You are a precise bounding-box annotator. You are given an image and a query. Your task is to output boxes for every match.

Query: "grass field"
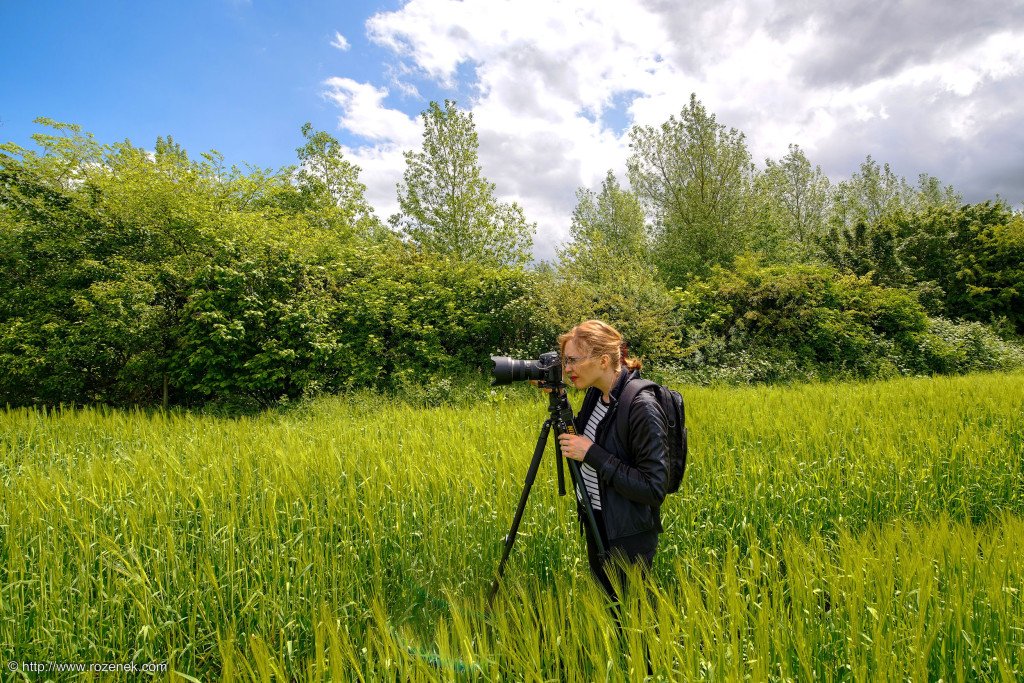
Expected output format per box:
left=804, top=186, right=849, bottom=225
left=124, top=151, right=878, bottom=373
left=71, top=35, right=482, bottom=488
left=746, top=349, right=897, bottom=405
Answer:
left=2, top=372, right=1023, bottom=681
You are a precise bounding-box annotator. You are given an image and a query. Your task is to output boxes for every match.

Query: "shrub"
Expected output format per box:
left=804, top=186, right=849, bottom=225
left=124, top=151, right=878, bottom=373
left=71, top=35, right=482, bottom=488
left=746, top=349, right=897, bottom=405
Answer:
left=914, top=317, right=1024, bottom=375
left=532, top=248, right=685, bottom=368
left=665, top=259, right=1013, bottom=384
left=324, top=248, right=541, bottom=392
left=170, top=250, right=339, bottom=407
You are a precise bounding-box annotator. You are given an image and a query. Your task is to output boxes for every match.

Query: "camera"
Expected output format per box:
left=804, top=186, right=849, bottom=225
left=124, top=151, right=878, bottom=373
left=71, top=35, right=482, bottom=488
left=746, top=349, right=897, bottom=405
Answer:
left=490, top=351, right=562, bottom=386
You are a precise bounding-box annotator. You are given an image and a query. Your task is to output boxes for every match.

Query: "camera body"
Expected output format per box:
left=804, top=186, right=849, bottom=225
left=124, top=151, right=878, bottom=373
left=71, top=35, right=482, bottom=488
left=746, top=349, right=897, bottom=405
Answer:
left=490, top=351, right=563, bottom=387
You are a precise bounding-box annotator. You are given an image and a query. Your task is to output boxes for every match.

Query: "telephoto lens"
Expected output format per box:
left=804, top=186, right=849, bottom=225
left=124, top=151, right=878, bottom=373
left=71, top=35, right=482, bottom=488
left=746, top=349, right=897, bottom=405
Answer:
left=490, top=352, right=562, bottom=386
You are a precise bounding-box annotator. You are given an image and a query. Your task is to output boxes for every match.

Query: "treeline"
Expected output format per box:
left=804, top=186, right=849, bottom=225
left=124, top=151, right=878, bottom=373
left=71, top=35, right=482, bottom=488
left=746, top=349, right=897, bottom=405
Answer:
left=1, top=99, right=1022, bottom=408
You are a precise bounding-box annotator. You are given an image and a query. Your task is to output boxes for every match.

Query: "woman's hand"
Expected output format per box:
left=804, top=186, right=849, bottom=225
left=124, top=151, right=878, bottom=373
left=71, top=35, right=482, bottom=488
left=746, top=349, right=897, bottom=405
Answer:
left=557, top=433, right=593, bottom=462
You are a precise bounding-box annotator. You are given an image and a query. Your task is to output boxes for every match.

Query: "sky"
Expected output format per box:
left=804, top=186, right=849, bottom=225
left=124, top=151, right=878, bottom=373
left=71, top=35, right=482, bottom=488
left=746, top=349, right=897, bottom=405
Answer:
left=3, top=0, right=1023, bottom=262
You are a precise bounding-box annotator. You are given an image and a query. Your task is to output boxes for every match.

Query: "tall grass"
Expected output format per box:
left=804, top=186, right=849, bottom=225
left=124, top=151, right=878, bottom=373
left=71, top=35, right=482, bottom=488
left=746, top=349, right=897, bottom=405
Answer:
left=1, top=372, right=1022, bottom=680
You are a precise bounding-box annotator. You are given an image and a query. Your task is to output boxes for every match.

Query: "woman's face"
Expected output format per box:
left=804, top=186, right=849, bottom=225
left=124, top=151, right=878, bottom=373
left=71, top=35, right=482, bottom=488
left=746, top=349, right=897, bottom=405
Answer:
left=562, top=339, right=606, bottom=390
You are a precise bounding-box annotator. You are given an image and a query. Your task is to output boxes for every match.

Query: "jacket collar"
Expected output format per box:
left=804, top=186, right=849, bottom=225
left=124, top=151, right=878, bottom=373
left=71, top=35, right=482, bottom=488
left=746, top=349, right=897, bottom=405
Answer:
left=594, top=366, right=640, bottom=406
left=610, top=366, right=636, bottom=401
left=576, top=366, right=639, bottom=433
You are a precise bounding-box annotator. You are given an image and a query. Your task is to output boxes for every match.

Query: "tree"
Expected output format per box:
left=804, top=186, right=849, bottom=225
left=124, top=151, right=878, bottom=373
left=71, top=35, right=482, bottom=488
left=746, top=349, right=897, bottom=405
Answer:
left=539, top=171, right=681, bottom=366
left=537, top=243, right=683, bottom=367
left=391, top=100, right=534, bottom=267
left=818, top=214, right=909, bottom=288
left=0, top=119, right=365, bottom=406
left=900, top=202, right=1024, bottom=332
left=154, top=135, right=189, bottom=165
left=0, top=120, right=208, bottom=405
left=820, top=158, right=983, bottom=304
left=753, top=144, right=832, bottom=264
left=564, top=169, right=649, bottom=266
left=0, top=117, right=550, bottom=407
left=818, top=156, right=922, bottom=288
left=294, top=123, right=381, bottom=241
left=912, top=173, right=961, bottom=213
left=674, top=259, right=932, bottom=380
left=830, top=155, right=915, bottom=229
left=627, top=93, right=753, bottom=286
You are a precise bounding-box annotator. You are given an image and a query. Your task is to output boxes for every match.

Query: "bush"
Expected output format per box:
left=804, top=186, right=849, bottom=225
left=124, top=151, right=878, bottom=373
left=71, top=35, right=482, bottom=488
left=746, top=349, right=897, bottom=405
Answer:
left=169, top=249, right=339, bottom=407
left=532, top=246, right=685, bottom=368
left=323, top=248, right=541, bottom=392
left=664, top=258, right=1024, bottom=384
left=914, top=317, right=1024, bottom=375
left=0, top=121, right=547, bottom=407
left=901, top=202, right=1024, bottom=334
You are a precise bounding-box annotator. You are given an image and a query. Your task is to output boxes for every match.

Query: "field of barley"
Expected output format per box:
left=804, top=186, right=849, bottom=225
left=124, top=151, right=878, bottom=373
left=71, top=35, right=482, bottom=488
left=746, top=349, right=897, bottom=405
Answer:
left=2, top=371, right=1023, bottom=681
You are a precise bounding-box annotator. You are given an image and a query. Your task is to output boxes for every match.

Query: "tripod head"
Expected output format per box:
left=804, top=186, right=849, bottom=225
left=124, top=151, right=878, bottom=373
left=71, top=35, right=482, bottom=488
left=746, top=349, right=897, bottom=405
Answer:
left=536, top=379, right=567, bottom=392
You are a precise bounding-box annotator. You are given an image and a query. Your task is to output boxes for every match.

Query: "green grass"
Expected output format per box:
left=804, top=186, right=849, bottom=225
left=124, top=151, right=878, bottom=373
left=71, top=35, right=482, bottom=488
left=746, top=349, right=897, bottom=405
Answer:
left=2, top=372, right=1023, bottom=680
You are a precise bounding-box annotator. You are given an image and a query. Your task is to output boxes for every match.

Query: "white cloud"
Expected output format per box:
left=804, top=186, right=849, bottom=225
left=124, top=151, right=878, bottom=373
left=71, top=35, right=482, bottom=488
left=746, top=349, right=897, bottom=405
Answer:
left=325, top=0, right=1024, bottom=260
left=330, top=31, right=350, bottom=51
left=321, top=77, right=420, bottom=144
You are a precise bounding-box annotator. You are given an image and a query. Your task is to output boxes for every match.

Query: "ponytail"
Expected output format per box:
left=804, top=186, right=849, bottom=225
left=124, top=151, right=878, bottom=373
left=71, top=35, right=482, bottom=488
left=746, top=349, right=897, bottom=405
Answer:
left=620, top=341, right=642, bottom=371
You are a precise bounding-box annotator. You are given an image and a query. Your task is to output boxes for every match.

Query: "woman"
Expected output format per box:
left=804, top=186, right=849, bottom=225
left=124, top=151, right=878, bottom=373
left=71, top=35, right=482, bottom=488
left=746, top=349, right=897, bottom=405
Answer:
left=554, top=320, right=669, bottom=598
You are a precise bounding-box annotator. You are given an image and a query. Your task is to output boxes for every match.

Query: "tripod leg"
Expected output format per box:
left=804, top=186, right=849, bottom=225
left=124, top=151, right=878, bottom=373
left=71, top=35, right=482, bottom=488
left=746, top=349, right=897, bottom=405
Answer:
left=487, top=419, right=552, bottom=608
left=548, top=391, right=606, bottom=559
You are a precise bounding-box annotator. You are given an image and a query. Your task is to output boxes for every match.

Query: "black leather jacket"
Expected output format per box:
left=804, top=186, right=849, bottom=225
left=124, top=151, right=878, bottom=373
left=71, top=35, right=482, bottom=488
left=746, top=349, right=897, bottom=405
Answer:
left=575, top=367, right=669, bottom=542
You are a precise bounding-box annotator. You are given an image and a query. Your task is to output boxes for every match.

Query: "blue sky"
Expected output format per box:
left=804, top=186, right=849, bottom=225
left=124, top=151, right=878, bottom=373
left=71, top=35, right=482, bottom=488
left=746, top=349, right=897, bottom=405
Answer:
left=3, top=0, right=1023, bottom=260
left=0, top=1, right=421, bottom=169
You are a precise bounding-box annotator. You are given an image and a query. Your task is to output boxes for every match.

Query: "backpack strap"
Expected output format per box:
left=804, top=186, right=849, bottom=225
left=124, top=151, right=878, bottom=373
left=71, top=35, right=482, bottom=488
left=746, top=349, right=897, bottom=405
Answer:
left=614, top=379, right=657, bottom=448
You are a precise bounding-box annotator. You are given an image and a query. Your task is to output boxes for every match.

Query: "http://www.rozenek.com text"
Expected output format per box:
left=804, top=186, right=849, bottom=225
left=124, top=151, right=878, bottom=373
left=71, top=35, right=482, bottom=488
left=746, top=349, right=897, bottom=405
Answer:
left=9, top=660, right=169, bottom=675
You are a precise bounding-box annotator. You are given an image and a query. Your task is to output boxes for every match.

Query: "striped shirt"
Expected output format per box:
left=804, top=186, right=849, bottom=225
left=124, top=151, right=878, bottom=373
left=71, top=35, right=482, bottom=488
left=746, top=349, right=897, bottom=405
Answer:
left=577, top=398, right=609, bottom=511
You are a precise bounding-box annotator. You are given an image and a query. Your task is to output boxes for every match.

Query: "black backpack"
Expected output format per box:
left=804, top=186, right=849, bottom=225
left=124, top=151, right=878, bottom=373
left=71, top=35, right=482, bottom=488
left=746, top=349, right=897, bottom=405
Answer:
left=615, top=379, right=688, bottom=494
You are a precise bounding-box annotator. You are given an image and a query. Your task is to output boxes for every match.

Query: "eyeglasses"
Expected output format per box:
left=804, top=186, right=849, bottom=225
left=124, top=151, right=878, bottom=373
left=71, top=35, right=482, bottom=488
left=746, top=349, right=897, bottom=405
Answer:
left=562, top=354, right=601, bottom=368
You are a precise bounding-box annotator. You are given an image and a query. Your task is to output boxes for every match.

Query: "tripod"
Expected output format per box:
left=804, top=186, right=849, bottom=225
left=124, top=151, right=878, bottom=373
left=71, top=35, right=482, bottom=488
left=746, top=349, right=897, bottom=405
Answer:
left=487, top=382, right=606, bottom=608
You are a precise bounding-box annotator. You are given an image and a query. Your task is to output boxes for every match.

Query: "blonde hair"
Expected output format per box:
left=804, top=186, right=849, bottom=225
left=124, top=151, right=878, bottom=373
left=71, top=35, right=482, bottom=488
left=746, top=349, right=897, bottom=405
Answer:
left=558, top=320, right=642, bottom=372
